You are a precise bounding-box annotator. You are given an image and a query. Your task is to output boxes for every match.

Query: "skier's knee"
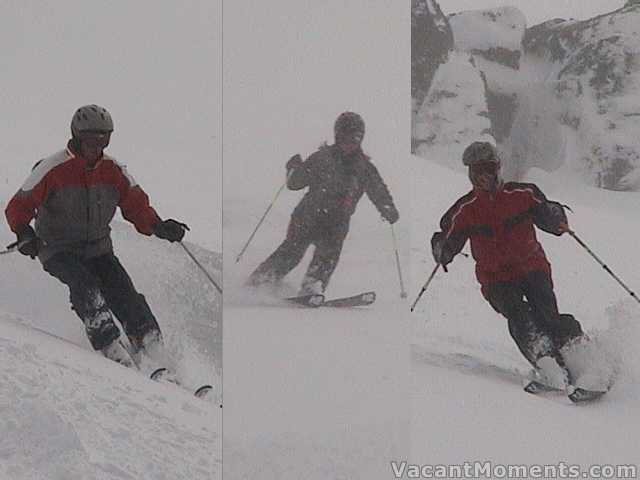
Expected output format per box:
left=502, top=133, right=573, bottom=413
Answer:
left=554, top=313, right=584, bottom=347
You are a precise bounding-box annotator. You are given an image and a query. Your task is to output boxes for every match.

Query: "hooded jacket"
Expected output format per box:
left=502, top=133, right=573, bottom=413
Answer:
left=5, top=143, right=160, bottom=263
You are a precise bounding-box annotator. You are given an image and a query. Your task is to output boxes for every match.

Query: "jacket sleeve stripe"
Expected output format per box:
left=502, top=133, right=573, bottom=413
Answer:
left=443, top=194, right=477, bottom=238
left=503, top=184, right=546, bottom=204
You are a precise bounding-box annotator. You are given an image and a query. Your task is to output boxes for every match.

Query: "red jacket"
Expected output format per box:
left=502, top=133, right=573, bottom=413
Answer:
left=437, top=182, right=563, bottom=291
left=5, top=145, right=160, bottom=262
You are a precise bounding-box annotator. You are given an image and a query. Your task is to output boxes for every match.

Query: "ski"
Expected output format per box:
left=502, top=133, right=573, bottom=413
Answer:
left=523, top=380, right=563, bottom=394
left=322, top=291, right=376, bottom=308
left=568, top=387, right=608, bottom=403
left=284, top=293, right=325, bottom=308
left=284, top=291, right=376, bottom=308
left=150, top=367, right=213, bottom=399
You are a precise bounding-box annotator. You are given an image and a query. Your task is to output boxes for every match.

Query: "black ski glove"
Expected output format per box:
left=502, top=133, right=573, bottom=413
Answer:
left=380, top=204, right=399, bottom=224
left=535, top=201, right=569, bottom=236
left=154, top=219, right=190, bottom=242
left=8, top=225, right=39, bottom=259
left=286, top=154, right=303, bottom=172
left=431, top=232, right=454, bottom=272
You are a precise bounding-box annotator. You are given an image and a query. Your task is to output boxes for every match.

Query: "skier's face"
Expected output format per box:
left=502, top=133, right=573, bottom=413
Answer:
left=337, top=131, right=363, bottom=155
left=469, top=161, right=500, bottom=191
left=78, top=130, right=111, bottom=164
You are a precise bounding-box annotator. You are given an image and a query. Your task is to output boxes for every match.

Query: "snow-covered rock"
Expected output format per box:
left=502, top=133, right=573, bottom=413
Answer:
left=449, top=7, right=527, bottom=147
left=413, top=51, right=494, bottom=168
left=523, top=2, right=640, bottom=190
left=449, top=6, right=527, bottom=69
left=411, top=0, right=454, bottom=125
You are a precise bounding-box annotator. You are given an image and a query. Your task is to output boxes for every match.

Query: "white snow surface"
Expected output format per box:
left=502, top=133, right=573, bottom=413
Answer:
left=409, top=151, right=640, bottom=468
left=449, top=6, right=527, bottom=53
left=0, top=221, right=221, bottom=480
left=224, top=2, right=409, bottom=476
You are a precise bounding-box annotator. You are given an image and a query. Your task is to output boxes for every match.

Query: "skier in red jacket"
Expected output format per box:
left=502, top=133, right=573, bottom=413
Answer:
left=431, top=142, right=583, bottom=370
left=5, top=105, right=189, bottom=367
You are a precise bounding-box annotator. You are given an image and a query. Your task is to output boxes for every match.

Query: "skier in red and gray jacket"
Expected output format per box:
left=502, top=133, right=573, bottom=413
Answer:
left=5, top=105, right=189, bottom=367
left=431, top=141, right=583, bottom=369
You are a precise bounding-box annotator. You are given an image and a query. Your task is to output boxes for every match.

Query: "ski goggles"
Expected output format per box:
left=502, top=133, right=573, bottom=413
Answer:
left=77, top=130, right=112, bottom=148
left=337, top=130, right=364, bottom=144
left=470, top=161, right=499, bottom=175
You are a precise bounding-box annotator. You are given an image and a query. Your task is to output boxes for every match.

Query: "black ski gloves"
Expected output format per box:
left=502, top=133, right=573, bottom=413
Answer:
left=534, top=201, right=569, bottom=236
left=154, top=219, right=190, bottom=242
left=8, top=225, right=39, bottom=259
left=286, top=154, right=303, bottom=172
left=380, top=204, right=399, bottom=224
left=431, top=232, right=455, bottom=271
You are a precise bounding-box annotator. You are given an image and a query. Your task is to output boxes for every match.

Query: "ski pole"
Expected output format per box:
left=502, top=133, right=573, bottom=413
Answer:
left=390, top=224, right=407, bottom=299
left=235, top=180, right=287, bottom=263
left=179, top=242, right=223, bottom=294
left=568, top=230, right=640, bottom=305
left=410, top=264, right=440, bottom=312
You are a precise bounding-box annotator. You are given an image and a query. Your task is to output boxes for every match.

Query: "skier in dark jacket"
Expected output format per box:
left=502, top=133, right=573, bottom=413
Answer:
left=431, top=141, right=583, bottom=370
left=248, top=112, right=399, bottom=295
left=5, top=104, right=189, bottom=367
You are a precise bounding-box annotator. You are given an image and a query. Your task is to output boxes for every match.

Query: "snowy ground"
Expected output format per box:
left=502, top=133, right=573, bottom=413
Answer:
left=224, top=159, right=412, bottom=479
left=0, top=221, right=221, bottom=480
left=409, top=153, right=640, bottom=471
left=223, top=1, right=409, bottom=478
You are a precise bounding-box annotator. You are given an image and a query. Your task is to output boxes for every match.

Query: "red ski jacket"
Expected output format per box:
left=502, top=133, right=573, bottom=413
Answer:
left=436, top=182, right=564, bottom=292
left=5, top=145, right=160, bottom=262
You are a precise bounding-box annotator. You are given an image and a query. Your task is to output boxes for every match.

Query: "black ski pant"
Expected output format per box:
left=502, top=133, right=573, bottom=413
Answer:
left=248, top=213, right=349, bottom=293
left=42, top=251, right=161, bottom=351
left=484, top=270, right=583, bottom=367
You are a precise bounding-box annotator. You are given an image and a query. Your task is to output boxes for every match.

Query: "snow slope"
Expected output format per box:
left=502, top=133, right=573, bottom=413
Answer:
left=0, top=220, right=221, bottom=480
left=409, top=152, right=640, bottom=469
left=223, top=2, right=410, bottom=477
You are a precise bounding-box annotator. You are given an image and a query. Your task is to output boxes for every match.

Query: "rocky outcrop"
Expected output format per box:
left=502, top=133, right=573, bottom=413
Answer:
left=411, top=0, right=454, bottom=118
left=448, top=7, right=526, bottom=148
left=524, top=1, right=640, bottom=190
left=413, top=52, right=493, bottom=168
left=449, top=7, right=526, bottom=69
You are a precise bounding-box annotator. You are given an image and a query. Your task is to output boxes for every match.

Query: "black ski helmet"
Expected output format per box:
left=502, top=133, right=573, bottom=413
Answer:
left=71, top=104, right=114, bottom=138
left=334, top=111, right=365, bottom=140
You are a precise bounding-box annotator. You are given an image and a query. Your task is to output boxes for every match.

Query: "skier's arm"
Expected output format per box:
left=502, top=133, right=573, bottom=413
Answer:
left=5, top=168, right=49, bottom=234
left=431, top=197, right=472, bottom=268
left=533, top=200, right=569, bottom=236
left=524, top=183, right=569, bottom=236
left=286, top=153, right=315, bottom=190
left=363, top=162, right=399, bottom=224
left=114, top=164, right=161, bottom=235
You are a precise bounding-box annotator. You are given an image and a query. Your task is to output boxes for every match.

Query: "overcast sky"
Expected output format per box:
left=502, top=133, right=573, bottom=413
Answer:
left=0, top=1, right=221, bottom=251
left=439, top=0, right=622, bottom=26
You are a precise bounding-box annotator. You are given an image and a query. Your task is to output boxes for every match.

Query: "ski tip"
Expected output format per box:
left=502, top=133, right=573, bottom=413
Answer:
left=194, top=385, right=213, bottom=399
left=150, top=367, right=168, bottom=381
